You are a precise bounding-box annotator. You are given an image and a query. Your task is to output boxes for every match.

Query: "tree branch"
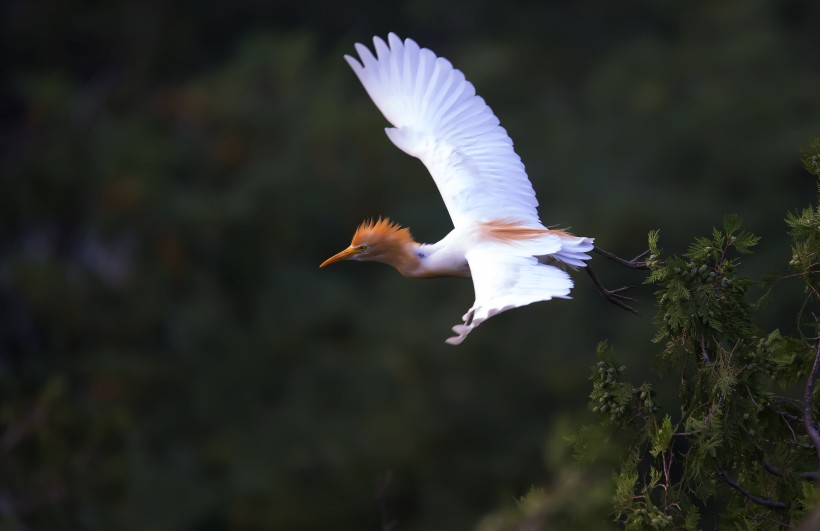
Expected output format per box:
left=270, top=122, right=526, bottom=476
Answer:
left=763, top=460, right=782, bottom=477
left=715, top=458, right=789, bottom=510
left=763, top=460, right=820, bottom=481
left=801, top=470, right=820, bottom=481
left=803, top=338, right=820, bottom=467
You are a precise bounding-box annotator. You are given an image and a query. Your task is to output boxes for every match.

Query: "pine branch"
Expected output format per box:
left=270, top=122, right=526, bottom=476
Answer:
left=715, top=458, right=789, bottom=510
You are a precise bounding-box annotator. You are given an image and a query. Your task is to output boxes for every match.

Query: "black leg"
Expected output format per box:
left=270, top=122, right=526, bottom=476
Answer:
left=593, top=247, right=650, bottom=270
left=585, top=265, right=639, bottom=315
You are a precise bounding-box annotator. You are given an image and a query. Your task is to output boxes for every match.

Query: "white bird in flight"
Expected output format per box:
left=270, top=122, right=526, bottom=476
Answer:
left=322, top=33, right=640, bottom=344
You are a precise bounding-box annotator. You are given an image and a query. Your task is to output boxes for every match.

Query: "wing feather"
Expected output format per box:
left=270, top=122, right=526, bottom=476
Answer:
left=445, top=250, right=572, bottom=345
left=345, top=33, right=540, bottom=228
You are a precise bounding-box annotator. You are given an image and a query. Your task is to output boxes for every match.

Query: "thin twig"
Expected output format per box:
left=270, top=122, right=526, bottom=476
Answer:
left=777, top=410, right=814, bottom=449
left=714, top=458, right=789, bottom=510
left=770, top=395, right=803, bottom=406
left=754, top=270, right=817, bottom=308
left=704, top=397, right=723, bottom=427
left=660, top=447, right=673, bottom=511
left=745, top=386, right=762, bottom=412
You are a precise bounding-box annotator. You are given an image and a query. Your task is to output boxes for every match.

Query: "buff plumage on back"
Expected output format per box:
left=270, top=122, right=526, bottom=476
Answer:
left=344, top=33, right=541, bottom=229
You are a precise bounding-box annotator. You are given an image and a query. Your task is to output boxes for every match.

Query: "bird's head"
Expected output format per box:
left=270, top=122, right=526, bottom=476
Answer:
left=320, top=217, right=416, bottom=269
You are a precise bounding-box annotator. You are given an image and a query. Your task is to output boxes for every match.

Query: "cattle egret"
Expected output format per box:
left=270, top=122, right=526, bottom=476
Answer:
left=322, top=33, right=640, bottom=344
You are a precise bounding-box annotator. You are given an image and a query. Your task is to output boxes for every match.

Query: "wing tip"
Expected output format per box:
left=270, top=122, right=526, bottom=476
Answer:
left=387, top=32, right=402, bottom=49
left=343, top=54, right=362, bottom=71
left=445, top=323, right=472, bottom=345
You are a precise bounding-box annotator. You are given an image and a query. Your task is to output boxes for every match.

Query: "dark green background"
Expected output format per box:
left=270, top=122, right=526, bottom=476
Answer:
left=2, top=0, right=818, bottom=529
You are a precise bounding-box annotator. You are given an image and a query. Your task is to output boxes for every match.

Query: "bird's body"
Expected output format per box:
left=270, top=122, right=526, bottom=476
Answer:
left=322, top=33, right=595, bottom=344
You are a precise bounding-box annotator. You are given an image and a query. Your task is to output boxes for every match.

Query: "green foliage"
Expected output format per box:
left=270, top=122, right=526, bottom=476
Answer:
left=802, top=138, right=820, bottom=179
left=587, top=345, right=658, bottom=431
left=653, top=214, right=758, bottom=352
left=565, top=147, right=820, bottom=529
left=787, top=139, right=820, bottom=308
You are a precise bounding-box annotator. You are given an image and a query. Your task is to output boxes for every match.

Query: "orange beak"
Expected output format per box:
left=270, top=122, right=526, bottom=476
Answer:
left=320, top=246, right=362, bottom=268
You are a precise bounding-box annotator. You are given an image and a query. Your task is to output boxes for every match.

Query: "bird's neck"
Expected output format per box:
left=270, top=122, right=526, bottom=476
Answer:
left=381, top=241, right=427, bottom=278
left=367, top=227, right=469, bottom=278
left=389, top=242, right=470, bottom=279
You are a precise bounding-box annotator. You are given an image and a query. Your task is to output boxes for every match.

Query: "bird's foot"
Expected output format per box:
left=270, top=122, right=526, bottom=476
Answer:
left=598, top=284, right=638, bottom=314
left=593, top=247, right=650, bottom=270
left=585, top=266, right=639, bottom=314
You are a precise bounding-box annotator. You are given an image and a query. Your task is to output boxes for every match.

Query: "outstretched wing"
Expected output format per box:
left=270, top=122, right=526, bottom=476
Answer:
left=445, top=250, right=573, bottom=345
left=345, top=33, right=541, bottom=229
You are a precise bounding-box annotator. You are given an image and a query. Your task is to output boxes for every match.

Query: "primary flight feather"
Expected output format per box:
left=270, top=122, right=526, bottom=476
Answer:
left=322, top=33, right=594, bottom=344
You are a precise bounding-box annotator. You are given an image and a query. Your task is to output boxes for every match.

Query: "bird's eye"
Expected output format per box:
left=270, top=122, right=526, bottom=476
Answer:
left=359, top=245, right=367, bottom=251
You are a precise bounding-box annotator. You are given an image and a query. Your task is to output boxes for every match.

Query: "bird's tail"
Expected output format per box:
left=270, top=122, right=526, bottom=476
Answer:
left=544, top=235, right=594, bottom=268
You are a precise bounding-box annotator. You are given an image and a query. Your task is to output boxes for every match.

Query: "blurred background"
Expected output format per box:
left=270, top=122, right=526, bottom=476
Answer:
left=2, top=0, right=818, bottom=529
